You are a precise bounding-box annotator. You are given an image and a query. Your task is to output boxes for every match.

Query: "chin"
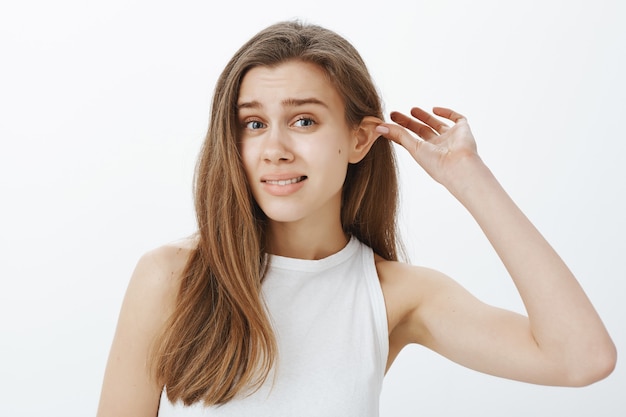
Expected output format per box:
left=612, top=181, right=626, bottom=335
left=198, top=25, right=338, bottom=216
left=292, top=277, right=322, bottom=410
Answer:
left=256, top=203, right=308, bottom=224
left=262, top=211, right=306, bottom=224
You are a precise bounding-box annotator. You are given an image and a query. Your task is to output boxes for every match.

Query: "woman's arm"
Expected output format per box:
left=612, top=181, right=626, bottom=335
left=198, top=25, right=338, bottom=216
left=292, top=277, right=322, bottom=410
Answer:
left=96, top=245, right=185, bottom=417
left=376, top=108, right=616, bottom=385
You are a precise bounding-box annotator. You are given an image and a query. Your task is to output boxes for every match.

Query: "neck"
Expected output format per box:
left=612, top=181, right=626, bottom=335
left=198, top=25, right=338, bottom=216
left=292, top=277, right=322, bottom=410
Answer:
left=266, top=220, right=349, bottom=260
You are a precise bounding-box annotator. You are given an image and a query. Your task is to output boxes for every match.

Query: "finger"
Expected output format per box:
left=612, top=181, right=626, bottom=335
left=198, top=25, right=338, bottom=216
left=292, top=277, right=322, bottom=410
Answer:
left=390, top=111, right=438, bottom=141
left=432, top=107, right=466, bottom=124
left=375, top=122, right=435, bottom=160
left=410, top=107, right=450, bottom=134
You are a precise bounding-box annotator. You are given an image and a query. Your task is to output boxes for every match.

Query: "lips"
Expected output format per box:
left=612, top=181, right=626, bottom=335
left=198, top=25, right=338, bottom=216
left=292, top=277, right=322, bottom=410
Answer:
left=262, top=176, right=307, bottom=186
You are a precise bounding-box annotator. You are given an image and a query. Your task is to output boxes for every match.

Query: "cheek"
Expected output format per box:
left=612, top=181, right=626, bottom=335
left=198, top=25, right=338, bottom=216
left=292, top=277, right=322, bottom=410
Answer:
left=308, top=144, right=348, bottom=173
left=320, top=146, right=351, bottom=181
left=332, top=138, right=352, bottom=165
left=239, top=142, right=256, bottom=174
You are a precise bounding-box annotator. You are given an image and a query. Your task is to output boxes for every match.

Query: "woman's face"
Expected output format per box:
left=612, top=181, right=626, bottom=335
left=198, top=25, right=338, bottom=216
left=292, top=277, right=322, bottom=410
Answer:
left=238, top=60, right=356, bottom=228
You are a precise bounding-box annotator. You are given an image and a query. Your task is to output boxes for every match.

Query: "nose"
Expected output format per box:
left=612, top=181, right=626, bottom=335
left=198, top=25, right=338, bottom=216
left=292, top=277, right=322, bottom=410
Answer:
left=262, top=126, right=294, bottom=164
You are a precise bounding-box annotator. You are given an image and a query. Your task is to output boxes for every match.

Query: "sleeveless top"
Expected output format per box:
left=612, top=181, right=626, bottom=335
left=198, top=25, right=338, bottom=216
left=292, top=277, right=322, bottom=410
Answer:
left=157, top=237, right=389, bottom=417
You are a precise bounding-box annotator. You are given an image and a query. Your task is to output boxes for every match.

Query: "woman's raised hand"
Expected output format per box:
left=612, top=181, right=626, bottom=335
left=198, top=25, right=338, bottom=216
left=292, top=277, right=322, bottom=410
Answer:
left=376, top=108, right=617, bottom=386
left=376, top=107, right=480, bottom=186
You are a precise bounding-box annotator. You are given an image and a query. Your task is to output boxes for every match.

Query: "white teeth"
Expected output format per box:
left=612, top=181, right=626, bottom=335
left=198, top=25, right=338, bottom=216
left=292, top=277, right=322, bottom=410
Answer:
left=265, top=176, right=305, bottom=186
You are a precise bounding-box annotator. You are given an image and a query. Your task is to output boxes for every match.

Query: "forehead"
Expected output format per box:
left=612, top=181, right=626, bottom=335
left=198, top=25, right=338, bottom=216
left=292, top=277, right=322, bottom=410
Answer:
left=237, top=61, right=344, bottom=109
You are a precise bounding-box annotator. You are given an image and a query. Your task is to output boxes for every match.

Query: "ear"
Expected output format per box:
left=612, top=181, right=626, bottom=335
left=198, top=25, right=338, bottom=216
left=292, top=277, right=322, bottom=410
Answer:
left=348, top=116, right=384, bottom=164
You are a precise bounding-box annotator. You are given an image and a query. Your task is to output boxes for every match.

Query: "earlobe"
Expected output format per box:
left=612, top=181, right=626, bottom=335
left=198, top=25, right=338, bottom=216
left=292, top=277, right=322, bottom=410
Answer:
left=349, top=116, right=384, bottom=163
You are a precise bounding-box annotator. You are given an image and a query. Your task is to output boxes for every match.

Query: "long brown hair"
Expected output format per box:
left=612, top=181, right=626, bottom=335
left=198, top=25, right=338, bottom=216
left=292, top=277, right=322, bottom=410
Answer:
left=151, top=20, right=403, bottom=406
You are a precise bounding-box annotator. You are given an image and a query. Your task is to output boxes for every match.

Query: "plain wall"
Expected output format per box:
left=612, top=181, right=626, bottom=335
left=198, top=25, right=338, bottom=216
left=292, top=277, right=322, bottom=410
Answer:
left=0, top=0, right=624, bottom=415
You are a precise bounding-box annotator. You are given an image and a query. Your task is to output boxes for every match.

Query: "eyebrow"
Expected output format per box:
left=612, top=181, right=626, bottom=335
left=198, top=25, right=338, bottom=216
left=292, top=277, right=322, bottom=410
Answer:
left=237, top=97, right=329, bottom=110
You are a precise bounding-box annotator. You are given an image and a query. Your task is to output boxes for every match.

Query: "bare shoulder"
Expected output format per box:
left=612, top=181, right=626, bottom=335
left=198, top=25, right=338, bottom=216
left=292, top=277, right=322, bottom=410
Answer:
left=97, top=235, right=198, bottom=417
left=374, top=255, right=466, bottom=368
left=374, top=256, right=445, bottom=331
left=121, top=233, right=198, bottom=338
left=136, top=235, right=198, bottom=291
left=116, top=234, right=199, bottom=354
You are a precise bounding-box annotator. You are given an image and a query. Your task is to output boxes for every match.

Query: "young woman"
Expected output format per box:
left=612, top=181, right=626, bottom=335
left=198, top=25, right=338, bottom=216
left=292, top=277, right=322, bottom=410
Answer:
left=96, top=21, right=616, bottom=417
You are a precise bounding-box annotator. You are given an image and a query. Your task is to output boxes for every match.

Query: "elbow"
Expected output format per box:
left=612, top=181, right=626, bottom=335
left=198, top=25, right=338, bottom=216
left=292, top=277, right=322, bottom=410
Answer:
left=563, top=341, right=617, bottom=387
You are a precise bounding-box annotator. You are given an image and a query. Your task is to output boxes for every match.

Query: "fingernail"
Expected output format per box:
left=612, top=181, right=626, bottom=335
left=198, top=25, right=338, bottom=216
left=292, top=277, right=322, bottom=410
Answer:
left=375, top=125, right=389, bottom=134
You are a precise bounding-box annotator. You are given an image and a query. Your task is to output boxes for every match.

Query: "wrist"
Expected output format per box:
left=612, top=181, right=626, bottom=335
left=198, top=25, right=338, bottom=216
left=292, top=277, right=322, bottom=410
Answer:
left=441, top=153, right=494, bottom=198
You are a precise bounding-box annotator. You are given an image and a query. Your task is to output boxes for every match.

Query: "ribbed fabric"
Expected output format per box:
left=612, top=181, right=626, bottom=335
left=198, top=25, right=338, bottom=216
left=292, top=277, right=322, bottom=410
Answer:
left=158, top=237, right=388, bottom=417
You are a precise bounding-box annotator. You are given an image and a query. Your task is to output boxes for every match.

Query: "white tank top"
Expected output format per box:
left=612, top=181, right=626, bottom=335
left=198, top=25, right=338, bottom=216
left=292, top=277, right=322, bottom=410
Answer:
left=157, top=237, right=389, bottom=417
